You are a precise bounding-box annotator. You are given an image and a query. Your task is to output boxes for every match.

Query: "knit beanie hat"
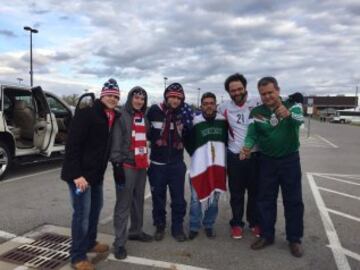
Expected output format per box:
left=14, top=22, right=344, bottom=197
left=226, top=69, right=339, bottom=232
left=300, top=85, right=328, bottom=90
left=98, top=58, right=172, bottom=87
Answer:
left=164, top=83, right=185, bottom=101
left=100, top=78, right=120, bottom=98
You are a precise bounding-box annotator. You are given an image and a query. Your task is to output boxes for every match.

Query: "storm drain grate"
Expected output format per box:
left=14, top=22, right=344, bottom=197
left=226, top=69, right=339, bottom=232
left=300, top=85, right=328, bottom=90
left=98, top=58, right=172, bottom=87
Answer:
left=0, top=233, right=71, bottom=270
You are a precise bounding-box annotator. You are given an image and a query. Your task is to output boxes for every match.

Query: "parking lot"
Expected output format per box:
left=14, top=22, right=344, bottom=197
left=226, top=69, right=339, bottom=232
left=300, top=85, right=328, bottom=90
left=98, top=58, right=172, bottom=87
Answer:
left=0, top=119, right=359, bottom=270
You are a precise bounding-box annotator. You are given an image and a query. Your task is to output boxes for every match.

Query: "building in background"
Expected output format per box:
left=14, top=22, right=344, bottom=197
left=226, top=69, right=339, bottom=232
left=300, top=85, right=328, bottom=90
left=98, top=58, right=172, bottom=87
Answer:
left=303, top=96, right=358, bottom=121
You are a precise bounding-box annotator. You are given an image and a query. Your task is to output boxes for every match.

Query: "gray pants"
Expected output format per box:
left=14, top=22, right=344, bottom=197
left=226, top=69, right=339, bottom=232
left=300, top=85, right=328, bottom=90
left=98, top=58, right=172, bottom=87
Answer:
left=113, top=167, right=147, bottom=248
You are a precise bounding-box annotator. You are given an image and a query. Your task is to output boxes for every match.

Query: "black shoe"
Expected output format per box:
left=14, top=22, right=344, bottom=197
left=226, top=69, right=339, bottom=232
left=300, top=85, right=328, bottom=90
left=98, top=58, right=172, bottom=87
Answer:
left=128, top=232, right=153, bottom=242
left=205, top=228, right=216, bottom=239
left=189, top=231, right=199, bottom=240
left=173, top=232, right=187, bottom=242
left=154, top=226, right=165, bottom=241
left=289, top=242, right=303, bottom=258
left=113, top=246, right=127, bottom=260
left=250, top=238, right=274, bottom=250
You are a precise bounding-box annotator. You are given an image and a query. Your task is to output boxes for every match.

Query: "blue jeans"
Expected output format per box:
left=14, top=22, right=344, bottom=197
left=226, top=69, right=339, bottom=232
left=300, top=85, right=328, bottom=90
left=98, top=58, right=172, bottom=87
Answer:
left=189, top=184, right=219, bottom=232
left=68, top=182, right=103, bottom=263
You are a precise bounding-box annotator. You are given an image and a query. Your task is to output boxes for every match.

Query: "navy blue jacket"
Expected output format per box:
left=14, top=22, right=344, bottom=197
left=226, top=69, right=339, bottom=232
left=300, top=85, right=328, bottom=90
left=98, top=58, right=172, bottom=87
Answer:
left=146, top=103, right=185, bottom=164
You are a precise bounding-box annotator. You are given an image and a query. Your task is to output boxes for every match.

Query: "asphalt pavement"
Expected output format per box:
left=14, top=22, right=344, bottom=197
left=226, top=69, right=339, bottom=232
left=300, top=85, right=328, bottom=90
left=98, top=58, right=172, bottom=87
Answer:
left=0, top=119, right=359, bottom=270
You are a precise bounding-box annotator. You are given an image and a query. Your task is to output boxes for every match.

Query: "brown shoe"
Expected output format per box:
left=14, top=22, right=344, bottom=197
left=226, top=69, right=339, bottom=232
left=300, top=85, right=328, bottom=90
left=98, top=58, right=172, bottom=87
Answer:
left=250, top=238, right=274, bottom=250
left=72, top=260, right=95, bottom=270
left=89, top=242, right=109, bottom=253
left=289, top=242, right=303, bottom=257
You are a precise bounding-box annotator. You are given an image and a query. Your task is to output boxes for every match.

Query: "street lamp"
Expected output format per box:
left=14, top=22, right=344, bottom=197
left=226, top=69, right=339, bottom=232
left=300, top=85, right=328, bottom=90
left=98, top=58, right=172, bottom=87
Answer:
left=197, top=87, right=201, bottom=108
left=23, top=26, right=38, bottom=87
left=16, top=77, right=23, bottom=85
left=163, top=77, right=168, bottom=89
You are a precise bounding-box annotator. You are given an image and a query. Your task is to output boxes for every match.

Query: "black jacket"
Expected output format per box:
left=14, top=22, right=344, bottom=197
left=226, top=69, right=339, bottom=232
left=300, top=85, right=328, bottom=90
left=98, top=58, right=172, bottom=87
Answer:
left=146, top=103, right=184, bottom=164
left=61, top=99, right=120, bottom=186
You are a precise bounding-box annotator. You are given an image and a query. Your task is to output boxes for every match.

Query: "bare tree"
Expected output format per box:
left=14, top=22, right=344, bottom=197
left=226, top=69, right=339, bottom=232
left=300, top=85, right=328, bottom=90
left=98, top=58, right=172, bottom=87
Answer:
left=62, top=94, right=79, bottom=106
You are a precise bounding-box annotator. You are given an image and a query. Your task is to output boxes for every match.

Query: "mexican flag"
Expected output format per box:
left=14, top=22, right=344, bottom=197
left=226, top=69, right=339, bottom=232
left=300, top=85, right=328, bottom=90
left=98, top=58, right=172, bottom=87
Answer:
left=186, top=113, right=228, bottom=202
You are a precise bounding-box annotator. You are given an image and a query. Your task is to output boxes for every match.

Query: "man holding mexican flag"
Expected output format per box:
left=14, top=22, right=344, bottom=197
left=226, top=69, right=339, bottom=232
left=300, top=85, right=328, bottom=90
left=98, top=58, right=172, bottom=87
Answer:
left=185, top=92, right=228, bottom=239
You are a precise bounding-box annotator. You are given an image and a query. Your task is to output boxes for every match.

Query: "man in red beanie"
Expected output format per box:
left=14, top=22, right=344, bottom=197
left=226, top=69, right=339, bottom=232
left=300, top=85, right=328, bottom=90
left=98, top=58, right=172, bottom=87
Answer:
left=61, top=78, right=120, bottom=270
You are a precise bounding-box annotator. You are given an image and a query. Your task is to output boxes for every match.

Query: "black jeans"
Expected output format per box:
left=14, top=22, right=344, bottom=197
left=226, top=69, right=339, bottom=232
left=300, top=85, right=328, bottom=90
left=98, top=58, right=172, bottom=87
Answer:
left=227, top=150, right=259, bottom=227
left=148, top=161, right=187, bottom=235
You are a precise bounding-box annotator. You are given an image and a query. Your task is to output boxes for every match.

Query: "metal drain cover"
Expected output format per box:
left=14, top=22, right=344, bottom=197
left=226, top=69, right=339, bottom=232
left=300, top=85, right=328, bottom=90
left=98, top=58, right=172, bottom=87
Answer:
left=0, top=233, right=71, bottom=269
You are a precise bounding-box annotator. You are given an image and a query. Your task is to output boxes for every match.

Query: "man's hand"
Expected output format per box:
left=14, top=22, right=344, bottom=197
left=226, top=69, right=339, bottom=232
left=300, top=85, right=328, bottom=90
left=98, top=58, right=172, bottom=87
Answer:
left=275, top=104, right=290, bottom=118
left=240, top=147, right=251, bottom=160
left=74, top=176, right=89, bottom=192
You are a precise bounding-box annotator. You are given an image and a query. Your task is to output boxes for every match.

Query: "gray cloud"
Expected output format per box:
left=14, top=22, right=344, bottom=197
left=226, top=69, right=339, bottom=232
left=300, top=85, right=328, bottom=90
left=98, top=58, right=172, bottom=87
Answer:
left=1, top=0, right=360, bottom=101
left=0, top=30, right=17, bottom=38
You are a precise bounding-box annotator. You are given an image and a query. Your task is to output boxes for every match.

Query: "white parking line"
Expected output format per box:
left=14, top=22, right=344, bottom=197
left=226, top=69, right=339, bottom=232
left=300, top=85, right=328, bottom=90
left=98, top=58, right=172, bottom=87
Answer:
left=13, top=266, right=29, bottom=270
left=0, top=230, right=34, bottom=244
left=328, top=175, right=360, bottom=181
left=318, top=187, right=360, bottom=201
left=0, top=168, right=61, bottom=185
left=315, top=174, right=360, bottom=186
left=108, top=254, right=210, bottom=270
left=307, top=173, right=351, bottom=270
left=341, top=248, right=360, bottom=263
left=0, top=230, right=16, bottom=239
left=316, top=135, right=338, bottom=148
left=315, top=173, right=360, bottom=179
left=327, top=208, right=360, bottom=223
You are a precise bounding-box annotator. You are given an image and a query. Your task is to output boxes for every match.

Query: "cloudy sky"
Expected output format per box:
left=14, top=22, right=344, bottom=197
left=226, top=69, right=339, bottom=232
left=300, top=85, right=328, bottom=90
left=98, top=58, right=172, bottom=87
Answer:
left=1, top=0, right=360, bottom=104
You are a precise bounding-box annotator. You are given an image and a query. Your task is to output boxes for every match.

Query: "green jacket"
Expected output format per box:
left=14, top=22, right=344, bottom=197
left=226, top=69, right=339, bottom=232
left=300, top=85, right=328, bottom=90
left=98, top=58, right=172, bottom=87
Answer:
left=244, top=100, right=304, bottom=158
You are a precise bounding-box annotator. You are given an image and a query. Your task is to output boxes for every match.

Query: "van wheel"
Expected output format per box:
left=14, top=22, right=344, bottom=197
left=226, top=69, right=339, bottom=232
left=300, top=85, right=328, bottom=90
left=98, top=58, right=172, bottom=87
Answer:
left=0, top=142, right=12, bottom=180
left=340, top=119, right=345, bottom=124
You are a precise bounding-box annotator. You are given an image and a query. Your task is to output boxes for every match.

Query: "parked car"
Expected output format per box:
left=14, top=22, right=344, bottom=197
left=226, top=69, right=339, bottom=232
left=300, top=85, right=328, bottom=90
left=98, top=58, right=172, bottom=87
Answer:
left=0, top=83, right=94, bottom=180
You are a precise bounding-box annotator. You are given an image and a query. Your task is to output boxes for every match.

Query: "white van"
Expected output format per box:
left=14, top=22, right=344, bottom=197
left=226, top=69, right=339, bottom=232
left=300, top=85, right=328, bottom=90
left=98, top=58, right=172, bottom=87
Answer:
left=331, top=109, right=360, bottom=124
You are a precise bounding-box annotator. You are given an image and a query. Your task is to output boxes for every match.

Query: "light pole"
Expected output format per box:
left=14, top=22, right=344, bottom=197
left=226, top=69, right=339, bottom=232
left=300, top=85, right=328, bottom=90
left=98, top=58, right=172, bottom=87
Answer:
left=163, top=77, right=168, bottom=89
left=23, top=26, right=38, bottom=87
left=197, top=87, right=201, bottom=108
left=16, top=77, right=23, bottom=85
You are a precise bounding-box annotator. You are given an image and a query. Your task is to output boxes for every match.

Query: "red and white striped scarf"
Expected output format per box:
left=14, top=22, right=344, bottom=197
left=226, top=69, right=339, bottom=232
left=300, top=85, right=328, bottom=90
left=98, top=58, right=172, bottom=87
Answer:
left=130, top=112, right=148, bottom=169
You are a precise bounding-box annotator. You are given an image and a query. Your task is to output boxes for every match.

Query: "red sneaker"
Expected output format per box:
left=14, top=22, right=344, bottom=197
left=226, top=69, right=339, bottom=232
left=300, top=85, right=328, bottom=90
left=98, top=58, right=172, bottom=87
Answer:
left=231, top=226, right=243, bottom=239
left=251, top=226, right=261, bottom=238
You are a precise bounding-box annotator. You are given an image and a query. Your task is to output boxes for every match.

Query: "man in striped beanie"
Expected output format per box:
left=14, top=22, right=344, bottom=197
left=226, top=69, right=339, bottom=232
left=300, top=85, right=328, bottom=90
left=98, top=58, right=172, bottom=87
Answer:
left=185, top=92, right=227, bottom=240
left=147, top=82, right=192, bottom=242
left=61, top=78, right=120, bottom=270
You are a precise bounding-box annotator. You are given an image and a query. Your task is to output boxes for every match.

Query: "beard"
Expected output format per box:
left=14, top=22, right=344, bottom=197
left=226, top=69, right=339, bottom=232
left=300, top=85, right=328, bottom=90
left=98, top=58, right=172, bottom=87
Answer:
left=231, top=91, right=248, bottom=104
